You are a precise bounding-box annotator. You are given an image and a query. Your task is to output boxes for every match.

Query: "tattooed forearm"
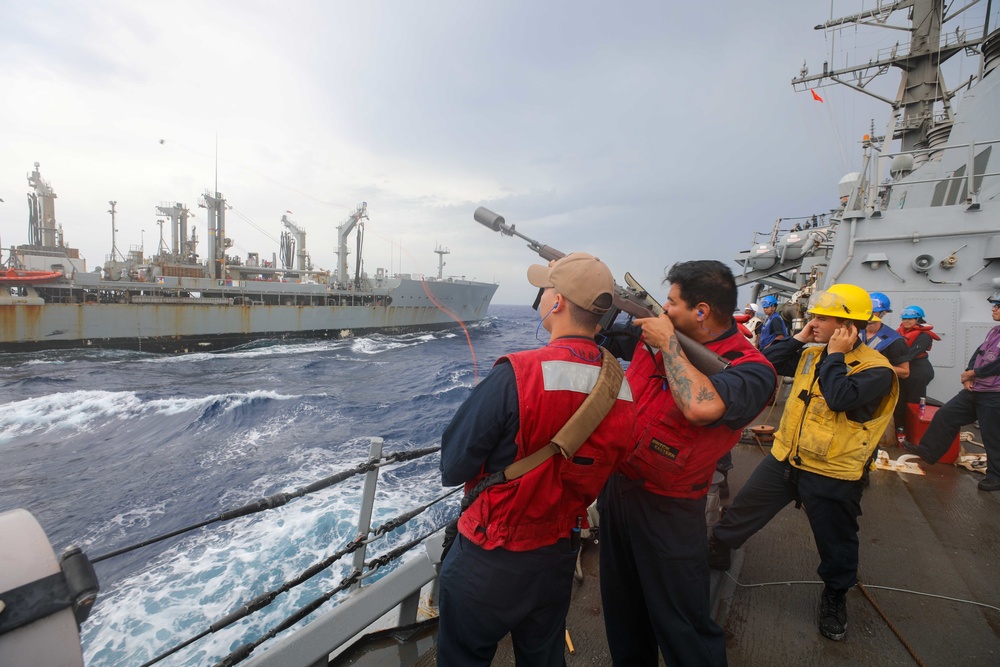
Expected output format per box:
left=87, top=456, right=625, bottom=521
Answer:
left=662, top=335, right=694, bottom=409
left=662, top=334, right=716, bottom=408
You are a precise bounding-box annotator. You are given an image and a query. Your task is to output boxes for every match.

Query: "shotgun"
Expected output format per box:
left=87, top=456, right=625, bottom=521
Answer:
left=474, top=207, right=731, bottom=375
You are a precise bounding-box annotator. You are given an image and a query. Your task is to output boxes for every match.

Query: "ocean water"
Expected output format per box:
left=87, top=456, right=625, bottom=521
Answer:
left=0, top=304, right=540, bottom=666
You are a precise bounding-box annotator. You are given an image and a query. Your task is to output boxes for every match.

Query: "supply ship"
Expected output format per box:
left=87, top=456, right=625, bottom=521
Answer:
left=3, top=3, right=999, bottom=667
left=0, top=163, right=497, bottom=354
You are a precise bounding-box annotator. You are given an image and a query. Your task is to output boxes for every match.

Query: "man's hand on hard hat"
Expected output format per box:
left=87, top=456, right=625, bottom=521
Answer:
left=793, top=318, right=819, bottom=344
left=827, top=323, right=857, bottom=356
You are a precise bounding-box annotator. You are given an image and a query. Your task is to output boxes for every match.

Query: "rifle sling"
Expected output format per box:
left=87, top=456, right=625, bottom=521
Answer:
left=503, top=350, right=624, bottom=481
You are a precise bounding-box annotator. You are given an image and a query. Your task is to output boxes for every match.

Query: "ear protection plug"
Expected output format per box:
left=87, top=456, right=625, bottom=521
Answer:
left=697, top=309, right=704, bottom=318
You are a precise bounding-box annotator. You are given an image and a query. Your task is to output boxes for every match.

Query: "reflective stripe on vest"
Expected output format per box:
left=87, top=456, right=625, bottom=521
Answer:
left=458, top=339, right=635, bottom=551
left=541, top=360, right=633, bottom=401
left=863, top=323, right=903, bottom=353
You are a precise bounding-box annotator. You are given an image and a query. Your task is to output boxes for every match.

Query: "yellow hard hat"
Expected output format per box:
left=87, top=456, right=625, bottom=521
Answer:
left=807, top=284, right=872, bottom=321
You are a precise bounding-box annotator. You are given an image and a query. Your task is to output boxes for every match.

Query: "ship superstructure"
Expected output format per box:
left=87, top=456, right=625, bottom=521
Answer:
left=734, top=1, right=1000, bottom=400
left=1, top=164, right=497, bottom=353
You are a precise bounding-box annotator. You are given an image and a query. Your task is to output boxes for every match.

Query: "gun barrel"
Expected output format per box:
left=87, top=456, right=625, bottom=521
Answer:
left=473, top=207, right=730, bottom=373
left=474, top=207, right=505, bottom=232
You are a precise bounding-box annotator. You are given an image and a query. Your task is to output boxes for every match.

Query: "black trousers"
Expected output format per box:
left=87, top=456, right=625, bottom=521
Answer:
left=919, top=389, right=1000, bottom=481
left=713, top=454, right=864, bottom=592
left=895, top=357, right=934, bottom=425
left=598, top=472, right=727, bottom=667
left=437, top=534, right=577, bottom=667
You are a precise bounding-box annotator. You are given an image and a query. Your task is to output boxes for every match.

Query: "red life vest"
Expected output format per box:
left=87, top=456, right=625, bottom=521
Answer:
left=897, top=324, right=941, bottom=359
left=620, top=330, right=773, bottom=499
left=458, top=338, right=636, bottom=551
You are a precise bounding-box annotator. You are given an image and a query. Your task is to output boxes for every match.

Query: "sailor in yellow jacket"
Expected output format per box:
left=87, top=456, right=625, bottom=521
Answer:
left=707, top=284, right=898, bottom=642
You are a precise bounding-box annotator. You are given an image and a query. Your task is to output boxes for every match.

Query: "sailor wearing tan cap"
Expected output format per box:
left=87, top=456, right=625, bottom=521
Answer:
left=438, top=252, right=635, bottom=666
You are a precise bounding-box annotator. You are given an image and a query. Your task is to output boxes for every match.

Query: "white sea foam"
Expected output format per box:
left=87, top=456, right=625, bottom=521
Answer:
left=199, top=411, right=300, bottom=466
left=0, top=390, right=300, bottom=445
left=20, top=358, right=67, bottom=366
left=80, top=502, right=169, bottom=550
left=81, top=464, right=411, bottom=666
left=351, top=337, right=407, bottom=354
left=217, top=339, right=355, bottom=360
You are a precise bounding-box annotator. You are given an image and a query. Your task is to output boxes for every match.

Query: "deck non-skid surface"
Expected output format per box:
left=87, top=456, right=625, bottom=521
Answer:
left=378, top=439, right=1000, bottom=666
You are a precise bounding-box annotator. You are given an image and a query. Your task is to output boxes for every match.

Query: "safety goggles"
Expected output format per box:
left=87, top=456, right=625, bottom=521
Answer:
left=807, top=290, right=854, bottom=316
left=992, top=303, right=1000, bottom=310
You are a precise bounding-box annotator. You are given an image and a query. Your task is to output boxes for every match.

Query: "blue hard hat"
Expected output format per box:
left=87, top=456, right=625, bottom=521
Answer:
left=900, top=305, right=925, bottom=320
left=761, top=295, right=778, bottom=308
left=870, top=292, right=892, bottom=313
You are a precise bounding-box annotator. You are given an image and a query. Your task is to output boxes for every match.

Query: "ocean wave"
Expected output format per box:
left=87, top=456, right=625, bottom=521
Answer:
left=5, top=305, right=533, bottom=666
left=81, top=460, right=446, bottom=667
left=0, top=375, right=74, bottom=389
left=0, top=390, right=301, bottom=445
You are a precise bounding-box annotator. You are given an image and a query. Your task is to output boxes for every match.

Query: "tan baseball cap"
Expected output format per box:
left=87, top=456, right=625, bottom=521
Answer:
left=526, top=252, right=615, bottom=314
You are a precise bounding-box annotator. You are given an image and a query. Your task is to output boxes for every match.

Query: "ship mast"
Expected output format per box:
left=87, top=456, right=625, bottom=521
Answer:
left=281, top=214, right=311, bottom=271
left=200, top=191, right=228, bottom=280
left=335, top=203, right=368, bottom=288
left=108, top=201, right=125, bottom=262
left=26, top=162, right=58, bottom=248
left=435, top=245, right=450, bottom=280
left=155, top=203, right=191, bottom=260
left=791, top=0, right=984, bottom=154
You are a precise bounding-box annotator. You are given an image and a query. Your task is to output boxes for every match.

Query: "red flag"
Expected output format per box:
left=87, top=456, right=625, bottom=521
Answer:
left=811, top=89, right=824, bottom=103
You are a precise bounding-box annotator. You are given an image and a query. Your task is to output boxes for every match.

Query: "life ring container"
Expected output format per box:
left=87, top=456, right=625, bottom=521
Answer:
left=0, top=509, right=90, bottom=666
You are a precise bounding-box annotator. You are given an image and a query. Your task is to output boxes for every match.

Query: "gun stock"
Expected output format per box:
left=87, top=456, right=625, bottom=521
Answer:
left=475, top=207, right=731, bottom=375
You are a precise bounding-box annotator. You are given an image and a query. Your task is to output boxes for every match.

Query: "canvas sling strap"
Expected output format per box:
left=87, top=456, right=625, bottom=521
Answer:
left=459, top=349, right=625, bottom=513
left=503, top=349, right=625, bottom=480
left=440, top=351, right=625, bottom=558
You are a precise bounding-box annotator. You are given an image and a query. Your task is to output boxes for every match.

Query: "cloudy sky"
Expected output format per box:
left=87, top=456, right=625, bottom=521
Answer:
left=1, top=1, right=993, bottom=305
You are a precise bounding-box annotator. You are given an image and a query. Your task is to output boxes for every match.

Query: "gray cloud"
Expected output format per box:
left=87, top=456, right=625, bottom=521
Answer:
left=2, top=1, right=988, bottom=306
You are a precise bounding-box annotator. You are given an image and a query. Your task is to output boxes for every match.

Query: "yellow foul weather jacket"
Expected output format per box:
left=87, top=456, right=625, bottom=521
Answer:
left=772, top=344, right=899, bottom=481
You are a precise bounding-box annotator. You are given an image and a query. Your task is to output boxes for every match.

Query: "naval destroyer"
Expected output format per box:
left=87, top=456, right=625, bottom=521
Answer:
left=4, top=3, right=1000, bottom=667
left=734, top=0, right=1000, bottom=401
left=0, top=163, right=497, bottom=354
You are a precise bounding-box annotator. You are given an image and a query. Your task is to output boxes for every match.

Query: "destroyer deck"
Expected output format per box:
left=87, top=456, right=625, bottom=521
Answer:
left=339, top=406, right=999, bottom=666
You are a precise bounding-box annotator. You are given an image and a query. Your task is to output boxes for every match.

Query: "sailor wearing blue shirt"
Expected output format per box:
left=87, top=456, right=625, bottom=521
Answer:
left=757, top=295, right=788, bottom=349
left=860, top=293, right=910, bottom=379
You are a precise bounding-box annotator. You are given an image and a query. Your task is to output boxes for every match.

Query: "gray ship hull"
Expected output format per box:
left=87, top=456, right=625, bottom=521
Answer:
left=734, top=12, right=1000, bottom=402
left=0, top=277, right=497, bottom=354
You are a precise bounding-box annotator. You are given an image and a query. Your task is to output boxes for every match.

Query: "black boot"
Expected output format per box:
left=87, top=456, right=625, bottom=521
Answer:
left=819, top=586, right=848, bottom=641
left=707, top=533, right=731, bottom=570
left=978, top=476, right=1000, bottom=492
left=902, top=441, right=932, bottom=463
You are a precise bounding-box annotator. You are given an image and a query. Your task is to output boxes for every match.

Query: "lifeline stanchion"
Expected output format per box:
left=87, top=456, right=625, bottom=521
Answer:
left=139, top=490, right=459, bottom=667
left=212, top=523, right=449, bottom=667
left=91, top=446, right=441, bottom=564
